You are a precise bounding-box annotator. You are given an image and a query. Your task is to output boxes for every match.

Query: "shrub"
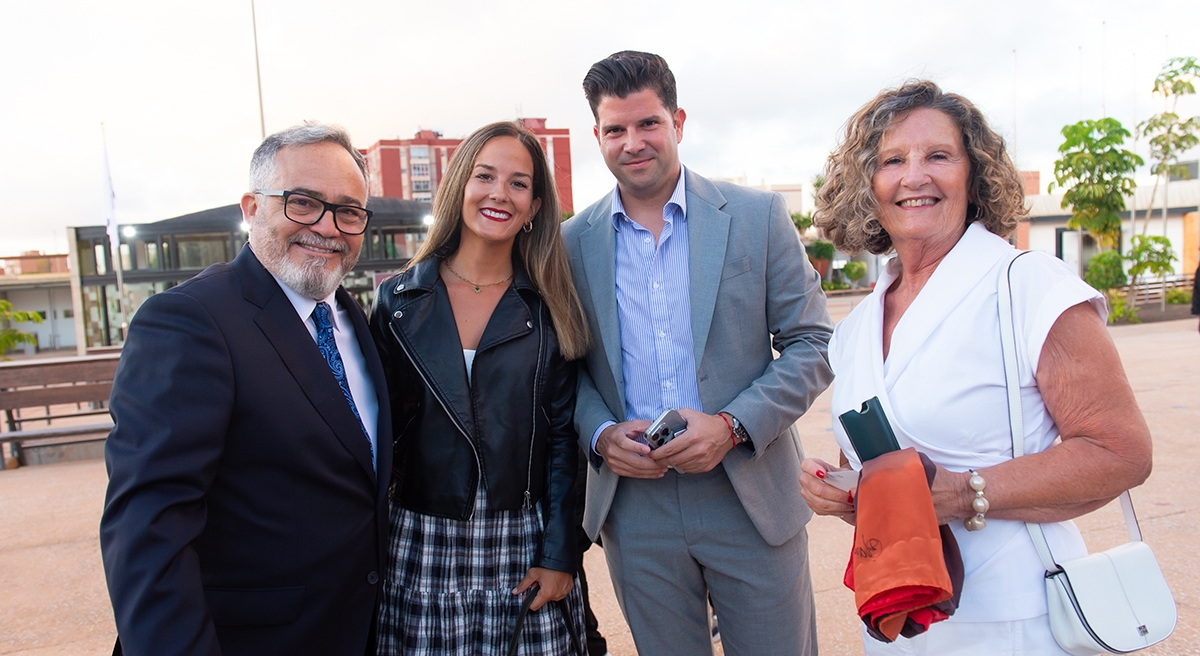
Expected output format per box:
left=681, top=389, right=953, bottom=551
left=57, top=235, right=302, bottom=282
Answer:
left=842, top=261, right=867, bottom=282
left=1083, top=251, right=1128, bottom=292
left=807, top=239, right=835, bottom=261
left=1165, top=287, right=1193, bottom=305
left=1106, top=290, right=1140, bottom=324
left=792, top=212, right=813, bottom=233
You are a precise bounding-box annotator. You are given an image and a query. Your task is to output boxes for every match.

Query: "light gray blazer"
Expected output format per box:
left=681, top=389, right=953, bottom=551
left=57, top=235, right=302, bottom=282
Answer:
left=562, top=169, right=834, bottom=546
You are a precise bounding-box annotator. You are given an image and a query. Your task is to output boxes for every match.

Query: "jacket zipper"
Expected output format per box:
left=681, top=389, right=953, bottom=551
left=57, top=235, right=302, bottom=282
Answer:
left=389, top=320, right=483, bottom=520
left=523, top=305, right=544, bottom=510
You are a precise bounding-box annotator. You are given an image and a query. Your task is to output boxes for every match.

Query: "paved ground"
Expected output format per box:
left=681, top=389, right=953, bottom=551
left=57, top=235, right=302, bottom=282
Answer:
left=1, top=311, right=1196, bottom=655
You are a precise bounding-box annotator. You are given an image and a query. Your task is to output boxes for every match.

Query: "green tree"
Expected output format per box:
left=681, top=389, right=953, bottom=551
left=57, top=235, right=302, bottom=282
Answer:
left=1137, top=57, right=1200, bottom=236
left=1125, top=235, right=1178, bottom=315
left=0, top=299, right=43, bottom=358
left=1083, top=250, right=1130, bottom=323
left=1050, top=118, right=1141, bottom=251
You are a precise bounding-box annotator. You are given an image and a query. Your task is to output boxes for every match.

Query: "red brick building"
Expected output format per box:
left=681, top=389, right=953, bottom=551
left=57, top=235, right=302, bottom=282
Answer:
left=361, top=118, right=573, bottom=215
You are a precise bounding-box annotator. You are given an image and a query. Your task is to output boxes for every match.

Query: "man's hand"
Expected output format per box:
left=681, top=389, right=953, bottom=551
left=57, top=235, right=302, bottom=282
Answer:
left=648, top=409, right=734, bottom=474
left=596, top=420, right=666, bottom=478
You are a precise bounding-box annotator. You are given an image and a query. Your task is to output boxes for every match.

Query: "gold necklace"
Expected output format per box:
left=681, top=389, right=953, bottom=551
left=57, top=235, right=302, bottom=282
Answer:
left=443, top=260, right=513, bottom=293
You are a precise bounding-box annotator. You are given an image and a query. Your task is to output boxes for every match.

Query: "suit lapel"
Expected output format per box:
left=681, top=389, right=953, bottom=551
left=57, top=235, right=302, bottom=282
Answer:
left=684, top=172, right=732, bottom=368
left=578, top=205, right=625, bottom=410
left=236, top=249, right=377, bottom=483
left=339, top=286, right=389, bottom=492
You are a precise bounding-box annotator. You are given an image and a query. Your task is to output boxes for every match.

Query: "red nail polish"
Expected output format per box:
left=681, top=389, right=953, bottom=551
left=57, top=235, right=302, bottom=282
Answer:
left=815, top=470, right=826, bottom=479
left=848, top=491, right=854, bottom=503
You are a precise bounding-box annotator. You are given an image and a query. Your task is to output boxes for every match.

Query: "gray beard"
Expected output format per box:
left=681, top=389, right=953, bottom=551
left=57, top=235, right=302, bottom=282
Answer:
left=251, top=228, right=358, bottom=300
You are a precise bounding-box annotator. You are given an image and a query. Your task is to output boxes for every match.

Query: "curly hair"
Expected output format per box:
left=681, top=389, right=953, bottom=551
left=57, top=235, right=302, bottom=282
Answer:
left=814, top=80, right=1027, bottom=255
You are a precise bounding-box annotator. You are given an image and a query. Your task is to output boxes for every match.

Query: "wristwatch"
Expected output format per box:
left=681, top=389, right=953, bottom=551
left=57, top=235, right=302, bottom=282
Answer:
left=721, top=412, right=752, bottom=446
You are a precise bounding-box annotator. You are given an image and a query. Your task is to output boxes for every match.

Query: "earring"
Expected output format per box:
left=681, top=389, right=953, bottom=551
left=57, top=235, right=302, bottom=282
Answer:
left=522, top=221, right=533, bottom=233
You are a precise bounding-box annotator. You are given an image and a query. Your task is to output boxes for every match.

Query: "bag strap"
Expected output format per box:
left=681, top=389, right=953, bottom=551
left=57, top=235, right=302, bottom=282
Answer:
left=995, top=251, right=1142, bottom=576
left=507, top=584, right=539, bottom=656
left=506, top=583, right=586, bottom=656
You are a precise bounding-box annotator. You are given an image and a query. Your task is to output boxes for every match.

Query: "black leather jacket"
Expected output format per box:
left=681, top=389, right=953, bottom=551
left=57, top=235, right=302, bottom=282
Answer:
left=370, top=257, right=578, bottom=574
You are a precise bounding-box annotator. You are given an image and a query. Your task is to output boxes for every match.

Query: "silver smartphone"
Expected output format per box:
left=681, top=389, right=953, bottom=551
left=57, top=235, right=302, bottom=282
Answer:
left=643, top=408, right=688, bottom=450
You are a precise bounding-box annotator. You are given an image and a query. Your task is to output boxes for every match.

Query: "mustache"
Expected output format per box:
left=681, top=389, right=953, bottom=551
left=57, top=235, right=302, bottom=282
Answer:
left=289, top=234, right=348, bottom=254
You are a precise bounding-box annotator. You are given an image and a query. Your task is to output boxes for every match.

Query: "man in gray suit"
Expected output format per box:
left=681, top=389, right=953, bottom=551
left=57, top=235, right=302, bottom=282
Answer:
left=562, top=51, right=834, bottom=655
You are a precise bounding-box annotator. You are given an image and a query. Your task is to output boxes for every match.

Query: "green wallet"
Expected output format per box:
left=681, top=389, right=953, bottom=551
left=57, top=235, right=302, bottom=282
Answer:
left=838, top=396, right=901, bottom=462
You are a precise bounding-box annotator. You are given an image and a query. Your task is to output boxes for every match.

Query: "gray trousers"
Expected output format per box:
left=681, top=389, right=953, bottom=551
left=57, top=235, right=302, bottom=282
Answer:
left=600, top=465, right=818, bottom=656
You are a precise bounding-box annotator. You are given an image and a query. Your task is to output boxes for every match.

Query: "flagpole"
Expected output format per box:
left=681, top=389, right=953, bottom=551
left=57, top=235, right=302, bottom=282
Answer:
left=101, top=123, right=130, bottom=342
left=251, top=0, right=266, bottom=140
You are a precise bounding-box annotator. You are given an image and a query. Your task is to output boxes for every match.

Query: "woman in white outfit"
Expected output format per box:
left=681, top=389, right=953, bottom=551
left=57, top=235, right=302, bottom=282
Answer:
left=799, top=80, right=1152, bottom=655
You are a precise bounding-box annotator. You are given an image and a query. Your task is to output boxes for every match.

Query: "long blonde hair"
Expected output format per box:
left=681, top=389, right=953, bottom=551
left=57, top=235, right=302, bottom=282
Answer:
left=408, top=121, right=591, bottom=359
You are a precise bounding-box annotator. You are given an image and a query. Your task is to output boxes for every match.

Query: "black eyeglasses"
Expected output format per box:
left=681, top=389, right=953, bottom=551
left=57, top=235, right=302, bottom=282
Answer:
left=255, top=190, right=373, bottom=235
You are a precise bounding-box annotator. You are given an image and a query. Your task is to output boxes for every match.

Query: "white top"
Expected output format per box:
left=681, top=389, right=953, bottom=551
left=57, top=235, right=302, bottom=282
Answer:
left=829, top=222, right=1106, bottom=622
left=272, top=275, right=379, bottom=468
left=463, top=349, right=476, bottom=385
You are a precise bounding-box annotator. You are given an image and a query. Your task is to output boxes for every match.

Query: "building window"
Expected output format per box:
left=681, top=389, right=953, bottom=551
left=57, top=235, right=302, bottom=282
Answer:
left=411, top=163, right=430, bottom=177
left=409, top=146, right=429, bottom=159
left=412, top=180, right=430, bottom=192
left=176, top=234, right=231, bottom=270
left=376, top=227, right=428, bottom=260
left=90, top=243, right=110, bottom=276
left=413, top=193, right=433, bottom=203
left=77, top=240, right=99, bottom=276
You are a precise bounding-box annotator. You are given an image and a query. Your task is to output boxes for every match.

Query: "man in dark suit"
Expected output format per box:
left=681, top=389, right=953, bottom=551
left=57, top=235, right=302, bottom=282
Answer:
left=100, top=122, right=392, bottom=656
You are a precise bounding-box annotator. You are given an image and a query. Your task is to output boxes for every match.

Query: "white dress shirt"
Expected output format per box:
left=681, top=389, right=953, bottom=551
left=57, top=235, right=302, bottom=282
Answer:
left=591, top=168, right=701, bottom=451
left=272, top=275, right=379, bottom=468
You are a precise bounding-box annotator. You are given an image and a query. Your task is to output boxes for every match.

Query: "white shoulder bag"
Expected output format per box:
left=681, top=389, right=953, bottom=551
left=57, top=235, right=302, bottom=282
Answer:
left=998, top=252, right=1176, bottom=655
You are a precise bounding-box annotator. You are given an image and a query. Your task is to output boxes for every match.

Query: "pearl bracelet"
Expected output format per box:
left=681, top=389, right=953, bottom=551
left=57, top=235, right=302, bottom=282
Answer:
left=963, top=469, right=989, bottom=531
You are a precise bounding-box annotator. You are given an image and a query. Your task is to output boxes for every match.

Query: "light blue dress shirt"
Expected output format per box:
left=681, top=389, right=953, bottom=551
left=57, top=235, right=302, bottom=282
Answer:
left=591, top=167, right=704, bottom=451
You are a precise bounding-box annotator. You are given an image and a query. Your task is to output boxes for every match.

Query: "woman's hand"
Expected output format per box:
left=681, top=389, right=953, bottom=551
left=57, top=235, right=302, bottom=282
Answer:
left=928, top=463, right=975, bottom=526
left=514, top=567, right=573, bottom=611
left=799, top=457, right=857, bottom=525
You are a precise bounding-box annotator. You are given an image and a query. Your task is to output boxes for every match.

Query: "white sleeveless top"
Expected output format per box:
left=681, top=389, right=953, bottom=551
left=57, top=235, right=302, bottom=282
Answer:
left=829, top=223, right=1106, bottom=622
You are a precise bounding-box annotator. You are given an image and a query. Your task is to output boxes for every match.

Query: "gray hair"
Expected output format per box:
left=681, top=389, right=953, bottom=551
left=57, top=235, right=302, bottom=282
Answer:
left=248, top=121, right=369, bottom=194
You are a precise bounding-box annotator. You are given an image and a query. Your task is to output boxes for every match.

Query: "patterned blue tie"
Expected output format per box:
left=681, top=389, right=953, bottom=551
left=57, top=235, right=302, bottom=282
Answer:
left=312, top=302, right=372, bottom=461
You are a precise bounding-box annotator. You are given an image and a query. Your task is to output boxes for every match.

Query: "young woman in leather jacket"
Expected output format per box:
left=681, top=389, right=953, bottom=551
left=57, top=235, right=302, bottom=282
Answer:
left=370, top=121, right=591, bottom=655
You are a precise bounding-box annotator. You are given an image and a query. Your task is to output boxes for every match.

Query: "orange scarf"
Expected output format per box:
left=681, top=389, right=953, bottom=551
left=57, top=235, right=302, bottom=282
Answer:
left=843, top=448, right=963, bottom=642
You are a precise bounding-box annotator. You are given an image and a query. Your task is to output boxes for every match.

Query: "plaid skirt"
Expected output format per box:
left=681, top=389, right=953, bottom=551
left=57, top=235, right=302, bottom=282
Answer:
left=376, top=485, right=585, bottom=655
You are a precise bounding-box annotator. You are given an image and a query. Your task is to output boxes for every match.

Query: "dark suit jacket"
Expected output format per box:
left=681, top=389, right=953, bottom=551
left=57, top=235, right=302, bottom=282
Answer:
left=100, top=246, right=392, bottom=656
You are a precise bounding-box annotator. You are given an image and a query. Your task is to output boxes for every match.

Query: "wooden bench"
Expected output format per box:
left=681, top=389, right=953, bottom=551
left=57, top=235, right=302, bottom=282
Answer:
left=1122, top=273, right=1195, bottom=305
left=0, top=353, right=121, bottom=469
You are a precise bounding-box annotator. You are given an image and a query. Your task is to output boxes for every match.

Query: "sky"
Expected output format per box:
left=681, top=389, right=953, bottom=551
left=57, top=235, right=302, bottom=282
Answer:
left=3, top=0, right=1198, bottom=255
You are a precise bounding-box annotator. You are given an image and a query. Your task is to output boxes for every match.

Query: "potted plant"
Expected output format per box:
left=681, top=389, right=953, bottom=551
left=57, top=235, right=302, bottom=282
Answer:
left=806, top=239, right=835, bottom=279
left=842, top=260, right=867, bottom=289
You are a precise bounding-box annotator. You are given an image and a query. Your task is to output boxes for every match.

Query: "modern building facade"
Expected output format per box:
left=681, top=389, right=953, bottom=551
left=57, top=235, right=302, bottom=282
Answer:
left=63, top=117, right=574, bottom=353
left=1023, top=177, right=1200, bottom=278
left=361, top=117, right=573, bottom=215
left=67, top=197, right=430, bottom=352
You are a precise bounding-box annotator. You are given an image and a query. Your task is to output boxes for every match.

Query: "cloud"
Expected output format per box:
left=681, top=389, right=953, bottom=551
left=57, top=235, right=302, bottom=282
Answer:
left=2, top=0, right=1196, bottom=253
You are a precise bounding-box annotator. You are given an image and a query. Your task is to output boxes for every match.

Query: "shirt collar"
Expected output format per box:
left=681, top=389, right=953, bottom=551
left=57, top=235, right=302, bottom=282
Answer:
left=610, top=165, right=688, bottom=231
left=271, top=273, right=343, bottom=332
